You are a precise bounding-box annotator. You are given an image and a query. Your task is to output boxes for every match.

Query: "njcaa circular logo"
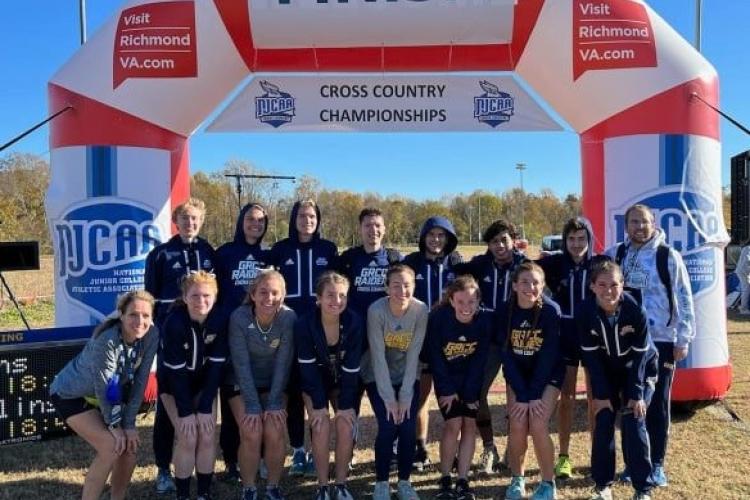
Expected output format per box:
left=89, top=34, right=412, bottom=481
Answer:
left=53, top=198, right=162, bottom=318
left=610, top=188, right=725, bottom=296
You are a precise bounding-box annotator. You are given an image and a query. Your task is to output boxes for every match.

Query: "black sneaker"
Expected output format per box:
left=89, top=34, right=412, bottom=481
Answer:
left=413, top=445, right=431, bottom=472
left=221, top=462, right=240, bottom=483
left=454, top=478, right=475, bottom=500
left=435, top=475, right=455, bottom=500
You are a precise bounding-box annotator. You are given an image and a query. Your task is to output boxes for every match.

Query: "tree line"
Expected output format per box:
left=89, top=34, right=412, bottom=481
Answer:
left=1, top=153, right=732, bottom=253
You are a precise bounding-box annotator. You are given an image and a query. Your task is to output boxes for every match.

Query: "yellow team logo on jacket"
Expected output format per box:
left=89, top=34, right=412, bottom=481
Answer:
left=510, top=328, right=543, bottom=356
left=443, top=341, right=478, bottom=360
left=384, top=331, right=413, bottom=352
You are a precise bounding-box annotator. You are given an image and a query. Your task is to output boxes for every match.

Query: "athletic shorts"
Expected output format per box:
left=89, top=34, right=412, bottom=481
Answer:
left=439, top=399, right=478, bottom=421
left=49, top=393, right=96, bottom=422
left=560, top=318, right=582, bottom=366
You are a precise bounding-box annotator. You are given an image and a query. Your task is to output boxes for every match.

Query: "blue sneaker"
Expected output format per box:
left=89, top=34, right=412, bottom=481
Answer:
left=304, top=451, right=318, bottom=477
left=531, top=480, right=556, bottom=500
left=651, top=465, right=668, bottom=487
left=505, top=476, right=526, bottom=500
left=265, top=485, right=286, bottom=500
left=243, top=488, right=258, bottom=500
left=618, top=468, right=631, bottom=484
left=289, top=449, right=307, bottom=477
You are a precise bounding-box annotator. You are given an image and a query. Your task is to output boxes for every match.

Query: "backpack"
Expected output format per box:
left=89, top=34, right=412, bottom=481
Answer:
left=615, top=243, right=673, bottom=326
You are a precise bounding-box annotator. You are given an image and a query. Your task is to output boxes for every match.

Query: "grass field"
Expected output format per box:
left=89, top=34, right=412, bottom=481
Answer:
left=1, top=251, right=748, bottom=498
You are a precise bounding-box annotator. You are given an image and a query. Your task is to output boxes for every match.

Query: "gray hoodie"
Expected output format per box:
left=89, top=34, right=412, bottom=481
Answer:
left=50, top=324, right=158, bottom=428
left=605, top=228, right=695, bottom=347
left=362, top=297, right=428, bottom=406
left=228, top=304, right=296, bottom=414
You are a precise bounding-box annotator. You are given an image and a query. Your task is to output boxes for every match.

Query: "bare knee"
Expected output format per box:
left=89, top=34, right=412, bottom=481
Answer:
left=529, top=415, right=550, bottom=437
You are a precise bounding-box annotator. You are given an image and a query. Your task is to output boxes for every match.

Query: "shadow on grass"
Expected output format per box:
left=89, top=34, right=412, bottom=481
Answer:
left=0, top=478, right=81, bottom=500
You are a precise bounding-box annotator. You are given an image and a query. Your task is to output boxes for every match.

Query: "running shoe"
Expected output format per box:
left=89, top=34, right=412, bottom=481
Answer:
left=155, top=468, right=176, bottom=494
left=289, top=449, right=307, bottom=477
left=505, top=476, right=526, bottom=500
left=530, top=480, right=556, bottom=500
left=396, top=479, right=420, bottom=500
left=554, top=455, right=573, bottom=479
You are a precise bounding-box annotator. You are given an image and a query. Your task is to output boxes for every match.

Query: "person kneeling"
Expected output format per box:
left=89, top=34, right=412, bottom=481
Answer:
left=50, top=291, right=158, bottom=500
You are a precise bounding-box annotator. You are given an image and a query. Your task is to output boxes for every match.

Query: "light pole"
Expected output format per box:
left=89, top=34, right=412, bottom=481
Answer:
left=516, top=162, right=527, bottom=240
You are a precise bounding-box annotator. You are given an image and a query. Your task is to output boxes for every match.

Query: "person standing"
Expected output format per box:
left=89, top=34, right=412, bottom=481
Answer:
left=363, top=264, right=428, bottom=500
left=734, top=241, right=750, bottom=314
left=605, top=204, right=695, bottom=487
left=497, top=263, right=564, bottom=500
left=269, top=199, right=338, bottom=476
left=579, top=260, right=657, bottom=500
left=215, top=202, right=271, bottom=481
left=158, top=271, right=227, bottom=500
left=428, top=275, right=492, bottom=500
left=537, top=216, right=597, bottom=479
left=295, top=271, right=363, bottom=500
left=144, top=197, right=215, bottom=494
left=455, top=219, right=527, bottom=474
left=50, top=291, right=158, bottom=500
left=337, top=208, right=402, bottom=319
left=227, top=270, right=296, bottom=500
left=403, top=216, right=463, bottom=470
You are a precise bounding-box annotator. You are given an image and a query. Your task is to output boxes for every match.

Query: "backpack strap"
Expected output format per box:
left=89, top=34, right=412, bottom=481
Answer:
left=615, top=242, right=628, bottom=265
left=656, top=244, right=674, bottom=326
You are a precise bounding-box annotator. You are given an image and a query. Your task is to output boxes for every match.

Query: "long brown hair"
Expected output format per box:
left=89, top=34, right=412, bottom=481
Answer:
left=93, top=290, right=155, bottom=338
left=504, top=262, right=545, bottom=351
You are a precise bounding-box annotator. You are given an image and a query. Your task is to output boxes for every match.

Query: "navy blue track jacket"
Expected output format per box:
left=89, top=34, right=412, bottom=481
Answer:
left=455, top=250, right=527, bottom=312
left=496, top=298, right=563, bottom=402
left=577, top=293, right=658, bottom=402
left=159, top=306, right=228, bottom=417
left=427, top=305, right=492, bottom=403
left=294, top=308, right=364, bottom=411
left=215, top=202, right=270, bottom=314
left=337, top=245, right=402, bottom=318
left=269, top=201, right=338, bottom=316
left=537, top=217, right=597, bottom=319
left=403, top=217, right=463, bottom=308
left=144, top=235, right=215, bottom=321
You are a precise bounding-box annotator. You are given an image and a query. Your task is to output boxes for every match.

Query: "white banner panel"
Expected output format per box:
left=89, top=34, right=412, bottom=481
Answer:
left=248, top=0, right=515, bottom=48
left=207, top=75, right=562, bottom=132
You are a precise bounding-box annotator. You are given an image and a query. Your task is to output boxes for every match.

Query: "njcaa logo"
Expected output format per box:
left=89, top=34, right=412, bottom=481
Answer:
left=610, top=188, right=722, bottom=254
left=610, top=187, right=724, bottom=297
left=473, top=80, right=514, bottom=128
left=53, top=199, right=162, bottom=319
left=255, top=80, right=295, bottom=128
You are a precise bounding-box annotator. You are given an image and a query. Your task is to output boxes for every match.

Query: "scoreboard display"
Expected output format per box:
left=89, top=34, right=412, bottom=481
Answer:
left=0, top=326, right=91, bottom=445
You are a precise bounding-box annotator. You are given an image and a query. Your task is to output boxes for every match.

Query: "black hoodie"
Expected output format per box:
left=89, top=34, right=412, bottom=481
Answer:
left=269, top=201, right=338, bottom=316
left=215, top=203, right=270, bottom=314
left=403, top=216, right=463, bottom=308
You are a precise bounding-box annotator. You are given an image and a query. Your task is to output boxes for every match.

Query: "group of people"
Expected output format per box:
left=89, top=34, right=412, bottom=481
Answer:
left=49, top=197, right=695, bottom=500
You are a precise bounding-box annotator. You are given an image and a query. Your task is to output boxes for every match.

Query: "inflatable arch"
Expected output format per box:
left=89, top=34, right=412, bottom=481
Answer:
left=47, top=0, right=731, bottom=401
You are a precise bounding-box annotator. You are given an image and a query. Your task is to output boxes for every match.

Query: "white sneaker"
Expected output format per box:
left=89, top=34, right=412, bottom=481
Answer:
left=589, top=487, right=613, bottom=500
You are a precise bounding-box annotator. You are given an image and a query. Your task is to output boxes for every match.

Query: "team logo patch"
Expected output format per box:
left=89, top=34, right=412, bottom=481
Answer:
left=285, top=258, right=295, bottom=266
left=316, top=257, right=329, bottom=266
left=619, top=325, right=635, bottom=336
left=52, top=199, right=161, bottom=319
left=255, top=80, right=296, bottom=128
left=473, top=80, right=514, bottom=128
